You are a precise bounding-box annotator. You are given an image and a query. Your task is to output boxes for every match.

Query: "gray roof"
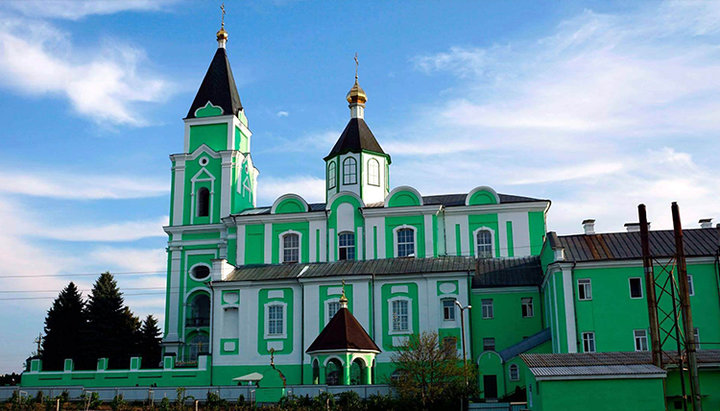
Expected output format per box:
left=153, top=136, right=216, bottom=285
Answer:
left=522, top=350, right=720, bottom=368
left=324, top=118, right=387, bottom=161
left=222, top=256, right=476, bottom=282
left=499, top=328, right=551, bottom=362
left=549, top=228, right=720, bottom=262
left=186, top=48, right=242, bottom=119
left=235, top=192, right=547, bottom=216
left=473, top=256, right=543, bottom=288
left=527, top=364, right=665, bottom=379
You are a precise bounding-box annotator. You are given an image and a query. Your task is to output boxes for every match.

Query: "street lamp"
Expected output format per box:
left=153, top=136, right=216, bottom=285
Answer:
left=454, top=300, right=472, bottom=385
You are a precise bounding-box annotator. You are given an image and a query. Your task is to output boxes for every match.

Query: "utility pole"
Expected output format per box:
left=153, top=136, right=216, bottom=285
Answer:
left=639, top=204, right=662, bottom=368
left=672, top=202, right=702, bottom=411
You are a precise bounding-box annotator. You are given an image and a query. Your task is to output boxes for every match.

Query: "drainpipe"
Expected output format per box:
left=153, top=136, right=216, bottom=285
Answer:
left=715, top=225, right=720, bottom=332
left=370, top=272, right=376, bottom=340
left=300, top=279, right=305, bottom=384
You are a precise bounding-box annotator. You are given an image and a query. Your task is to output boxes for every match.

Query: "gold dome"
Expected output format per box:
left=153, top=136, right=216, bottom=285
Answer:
left=216, top=28, right=228, bottom=41
left=346, top=79, right=367, bottom=104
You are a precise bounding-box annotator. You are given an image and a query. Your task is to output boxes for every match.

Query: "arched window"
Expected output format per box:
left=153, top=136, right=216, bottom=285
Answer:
left=187, top=293, right=210, bottom=327
left=187, top=333, right=209, bottom=362
left=328, top=162, right=337, bottom=189
left=197, top=187, right=210, bottom=217
left=282, top=233, right=300, bottom=263
left=367, top=158, right=380, bottom=186
left=312, top=359, right=320, bottom=384
left=476, top=229, right=493, bottom=258
left=350, top=358, right=364, bottom=385
left=509, top=364, right=520, bottom=381
left=396, top=227, right=415, bottom=257
left=326, top=358, right=342, bottom=385
left=343, top=157, right=357, bottom=185
left=338, top=232, right=355, bottom=260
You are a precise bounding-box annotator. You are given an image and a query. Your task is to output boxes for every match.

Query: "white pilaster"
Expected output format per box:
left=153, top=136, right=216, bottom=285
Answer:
left=220, top=151, right=233, bottom=218
left=356, top=226, right=364, bottom=260
left=264, top=223, right=272, bottom=264
left=562, top=268, right=577, bottom=353
left=166, top=246, right=182, bottom=341
left=172, top=157, right=186, bottom=226
left=424, top=214, right=433, bottom=258
left=236, top=224, right=245, bottom=266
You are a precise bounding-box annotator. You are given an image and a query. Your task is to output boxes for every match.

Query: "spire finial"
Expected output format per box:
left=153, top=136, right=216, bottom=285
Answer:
left=339, top=280, right=349, bottom=308
left=216, top=3, right=228, bottom=48
left=354, top=52, right=359, bottom=82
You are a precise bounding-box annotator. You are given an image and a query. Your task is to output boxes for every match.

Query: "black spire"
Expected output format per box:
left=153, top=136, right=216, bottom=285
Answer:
left=186, top=47, right=243, bottom=119
left=324, top=118, right=388, bottom=161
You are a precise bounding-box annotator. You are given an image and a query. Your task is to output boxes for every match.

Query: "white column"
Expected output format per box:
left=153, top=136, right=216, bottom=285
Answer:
left=562, top=268, right=577, bottom=353
left=220, top=151, right=233, bottom=218
left=264, top=223, right=272, bottom=264
left=423, top=214, right=433, bottom=257
left=236, top=224, right=245, bottom=266
left=166, top=246, right=182, bottom=341
left=172, top=157, right=186, bottom=226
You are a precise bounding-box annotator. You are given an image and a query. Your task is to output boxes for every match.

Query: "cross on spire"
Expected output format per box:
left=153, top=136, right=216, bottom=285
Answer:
left=354, top=53, right=359, bottom=81
left=220, top=3, right=226, bottom=29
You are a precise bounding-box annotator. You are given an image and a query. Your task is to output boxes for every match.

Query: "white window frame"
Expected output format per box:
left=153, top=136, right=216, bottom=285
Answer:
left=367, top=158, right=380, bottom=186
left=325, top=299, right=341, bottom=325
left=582, top=332, right=596, bottom=353
left=442, top=298, right=456, bottom=321
left=393, top=225, right=417, bottom=258
left=388, top=297, right=412, bottom=335
left=189, top=263, right=212, bottom=281
left=279, top=230, right=302, bottom=264
left=634, top=329, right=648, bottom=352
left=693, top=327, right=700, bottom=349
left=688, top=275, right=694, bottom=296
left=338, top=231, right=356, bottom=261
left=473, top=227, right=495, bottom=258
left=578, top=279, right=592, bottom=301
left=481, top=299, right=494, bottom=319
left=629, top=277, right=643, bottom=299
left=509, top=364, right=520, bottom=381
left=264, top=302, right=287, bottom=339
left=343, top=157, right=357, bottom=185
left=521, top=297, right=534, bottom=318
left=327, top=161, right=337, bottom=189
left=483, top=337, right=495, bottom=351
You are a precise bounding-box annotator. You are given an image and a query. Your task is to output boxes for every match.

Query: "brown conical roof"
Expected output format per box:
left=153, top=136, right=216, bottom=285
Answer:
left=306, top=307, right=380, bottom=353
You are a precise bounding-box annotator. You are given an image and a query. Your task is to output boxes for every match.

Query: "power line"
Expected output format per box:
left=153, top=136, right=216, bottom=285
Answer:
left=0, top=270, right=165, bottom=279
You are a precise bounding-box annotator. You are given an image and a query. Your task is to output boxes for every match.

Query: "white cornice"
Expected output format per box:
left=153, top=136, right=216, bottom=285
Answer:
left=444, top=202, right=550, bottom=215
left=361, top=205, right=442, bottom=217
left=164, top=223, right=226, bottom=235
left=230, top=212, right=327, bottom=224
left=473, top=286, right=540, bottom=294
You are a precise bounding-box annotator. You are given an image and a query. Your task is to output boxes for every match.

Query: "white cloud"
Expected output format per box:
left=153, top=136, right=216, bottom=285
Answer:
left=0, top=15, right=173, bottom=125
left=0, top=169, right=167, bottom=199
left=4, top=0, right=177, bottom=21
left=258, top=176, right=326, bottom=204
left=398, top=2, right=720, bottom=234
left=38, top=217, right=168, bottom=242
left=276, top=111, right=289, bottom=117
left=88, top=247, right=166, bottom=273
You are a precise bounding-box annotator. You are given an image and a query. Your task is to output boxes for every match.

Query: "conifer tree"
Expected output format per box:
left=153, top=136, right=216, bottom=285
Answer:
left=41, top=282, right=86, bottom=371
left=138, top=315, right=162, bottom=368
left=85, top=272, right=140, bottom=369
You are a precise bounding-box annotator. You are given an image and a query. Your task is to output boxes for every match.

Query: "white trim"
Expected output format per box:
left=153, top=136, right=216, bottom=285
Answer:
left=190, top=168, right=216, bottom=224
left=552, top=275, right=560, bottom=353
left=361, top=205, right=442, bottom=218
left=189, top=263, right=212, bottom=282
left=279, top=230, right=302, bottom=263
left=337, top=230, right=356, bottom=261
left=171, top=157, right=186, bottom=226
left=367, top=158, right=380, bottom=186
left=472, top=226, right=496, bottom=258
left=356, top=226, right=364, bottom=261
left=465, top=185, right=500, bottom=206
left=342, top=156, right=358, bottom=185
left=322, top=355, right=345, bottom=367
left=577, top=278, right=592, bottom=301
left=187, top=144, right=222, bottom=160
left=509, top=364, right=520, bottom=381
left=629, top=277, right=643, bottom=299
left=236, top=225, right=246, bottom=266
left=392, top=225, right=417, bottom=258
left=443, top=202, right=550, bottom=215
left=326, top=191, right=366, bottom=211
left=633, top=329, right=649, bottom=352
left=263, top=301, right=287, bottom=339
left=271, top=193, right=310, bottom=214
left=424, top=214, right=433, bottom=258
left=384, top=185, right=424, bottom=207
left=572, top=256, right=717, bottom=269
left=193, top=101, right=224, bottom=118
left=474, top=286, right=539, bottom=294
left=264, top=223, right=272, bottom=264
left=562, top=268, right=577, bottom=353
left=388, top=296, right=413, bottom=335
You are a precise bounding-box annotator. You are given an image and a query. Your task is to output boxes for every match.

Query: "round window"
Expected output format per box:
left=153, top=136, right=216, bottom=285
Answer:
left=199, top=157, right=209, bottom=166
left=191, top=265, right=210, bottom=280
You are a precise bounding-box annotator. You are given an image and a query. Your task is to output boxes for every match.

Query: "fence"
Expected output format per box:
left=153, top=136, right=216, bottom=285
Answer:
left=469, top=402, right=529, bottom=411
left=0, top=384, right=392, bottom=403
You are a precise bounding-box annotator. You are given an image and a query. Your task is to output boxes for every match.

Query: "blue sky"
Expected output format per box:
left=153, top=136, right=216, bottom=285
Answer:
left=0, top=0, right=718, bottom=373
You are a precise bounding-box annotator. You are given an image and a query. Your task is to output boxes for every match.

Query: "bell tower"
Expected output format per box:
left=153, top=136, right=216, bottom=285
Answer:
left=324, top=56, right=391, bottom=205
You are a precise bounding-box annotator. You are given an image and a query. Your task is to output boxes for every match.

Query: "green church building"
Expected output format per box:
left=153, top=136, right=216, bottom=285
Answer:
left=20, top=23, right=720, bottom=410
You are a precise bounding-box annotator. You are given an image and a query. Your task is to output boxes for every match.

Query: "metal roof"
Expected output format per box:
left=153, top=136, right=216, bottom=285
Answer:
left=521, top=350, right=720, bottom=368
left=324, top=118, right=387, bottom=161
left=473, top=256, right=543, bottom=288
left=235, top=192, right=547, bottom=216
left=186, top=47, right=242, bottom=119
left=550, top=228, right=720, bottom=262
left=222, top=256, right=476, bottom=282
left=528, top=364, right=665, bottom=378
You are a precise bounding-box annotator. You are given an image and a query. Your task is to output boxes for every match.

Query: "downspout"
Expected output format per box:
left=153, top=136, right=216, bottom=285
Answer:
left=715, top=225, right=720, bottom=331
left=466, top=270, right=474, bottom=366
left=300, top=279, right=305, bottom=384
left=208, top=281, right=214, bottom=387
left=370, top=272, right=376, bottom=340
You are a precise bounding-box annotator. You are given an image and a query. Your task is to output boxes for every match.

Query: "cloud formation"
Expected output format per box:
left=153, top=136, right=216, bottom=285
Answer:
left=400, top=1, right=720, bottom=233
left=0, top=15, right=172, bottom=125
left=5, top=0, right=177, bottom=21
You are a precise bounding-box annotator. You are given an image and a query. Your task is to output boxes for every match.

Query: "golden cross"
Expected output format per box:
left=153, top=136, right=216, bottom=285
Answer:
left=220, top=3, right=226, bottom=29
left=354, top=53, right=359, bottom=81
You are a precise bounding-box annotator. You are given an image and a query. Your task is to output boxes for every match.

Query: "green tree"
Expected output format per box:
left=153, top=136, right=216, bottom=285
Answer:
left=41, top=282, right=86, bottom=371
left=390, top=331, right=477, bottom=410
left=138, top=315, right=163, bottom=368
left=85, top=272, right=141, bottom=369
